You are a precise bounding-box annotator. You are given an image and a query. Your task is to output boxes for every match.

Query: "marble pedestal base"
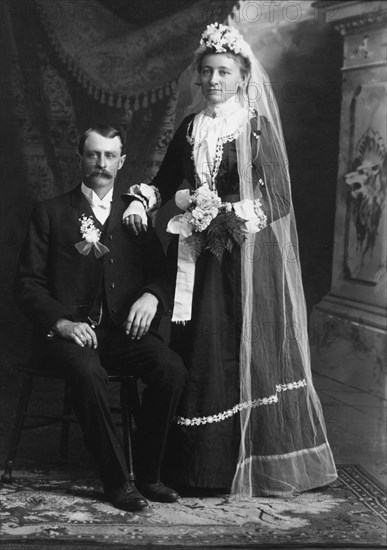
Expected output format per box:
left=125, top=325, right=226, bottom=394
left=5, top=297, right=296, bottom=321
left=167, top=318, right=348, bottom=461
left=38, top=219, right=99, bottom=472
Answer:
left=310, top=300, right=386, bottom=399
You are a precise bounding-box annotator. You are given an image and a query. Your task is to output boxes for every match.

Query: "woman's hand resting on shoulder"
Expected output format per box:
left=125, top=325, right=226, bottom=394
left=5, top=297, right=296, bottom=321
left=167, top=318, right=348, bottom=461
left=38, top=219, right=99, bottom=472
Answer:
left=122, top=214, right=147, bottom=236
left=122, top=200, right=148, bottom=236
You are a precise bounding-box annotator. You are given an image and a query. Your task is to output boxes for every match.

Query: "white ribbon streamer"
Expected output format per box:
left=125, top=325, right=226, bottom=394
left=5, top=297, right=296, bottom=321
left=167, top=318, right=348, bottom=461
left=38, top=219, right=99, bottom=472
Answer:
left=171, top=235, right=196, bottom=323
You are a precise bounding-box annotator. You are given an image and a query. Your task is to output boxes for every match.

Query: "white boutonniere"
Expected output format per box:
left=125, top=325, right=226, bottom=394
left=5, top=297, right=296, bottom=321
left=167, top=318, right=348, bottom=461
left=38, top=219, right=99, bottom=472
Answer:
left=74, top=214, right=110, bottom=258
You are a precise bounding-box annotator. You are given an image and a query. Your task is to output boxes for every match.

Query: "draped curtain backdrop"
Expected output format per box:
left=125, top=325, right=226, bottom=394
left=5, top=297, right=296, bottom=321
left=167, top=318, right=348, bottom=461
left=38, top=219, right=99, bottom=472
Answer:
left=0, top=0, right=237, bottom=360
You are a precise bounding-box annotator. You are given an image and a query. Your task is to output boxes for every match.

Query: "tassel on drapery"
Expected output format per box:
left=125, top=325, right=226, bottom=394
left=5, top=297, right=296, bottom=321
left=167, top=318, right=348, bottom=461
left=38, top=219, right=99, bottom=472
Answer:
left=36, top=0, right=238, bottom=112
left=39, top=8, right=181, bottom=111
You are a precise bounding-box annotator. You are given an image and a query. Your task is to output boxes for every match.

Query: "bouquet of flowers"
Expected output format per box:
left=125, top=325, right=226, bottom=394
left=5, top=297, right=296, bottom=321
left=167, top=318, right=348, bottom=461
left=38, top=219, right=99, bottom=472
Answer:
left=167, top=185, right=247, bottom=261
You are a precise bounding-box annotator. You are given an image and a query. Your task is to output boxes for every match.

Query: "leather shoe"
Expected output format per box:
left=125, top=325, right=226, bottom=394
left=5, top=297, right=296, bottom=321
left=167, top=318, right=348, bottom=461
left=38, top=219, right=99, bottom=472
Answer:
left=136, top=480, right=180, bottom=503
left=105, top=481, right=148, bottom=512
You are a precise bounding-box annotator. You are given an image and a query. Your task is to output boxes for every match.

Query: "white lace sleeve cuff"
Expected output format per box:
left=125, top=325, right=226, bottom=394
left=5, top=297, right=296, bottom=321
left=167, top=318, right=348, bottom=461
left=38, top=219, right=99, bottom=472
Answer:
left=233, top=198, right=267, bottom=233
left=122, top=201, right=148, bottom=225
left=122, top=183, right=161, bottom=212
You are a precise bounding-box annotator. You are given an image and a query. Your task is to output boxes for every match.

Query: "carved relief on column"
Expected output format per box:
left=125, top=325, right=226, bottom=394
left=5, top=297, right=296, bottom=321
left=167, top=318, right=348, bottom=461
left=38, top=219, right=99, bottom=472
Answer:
left=310, top=2, right=386, bottom=396
left=343, top=87, right=386, bottom=286
left=312, top=1, right=387, bottom=331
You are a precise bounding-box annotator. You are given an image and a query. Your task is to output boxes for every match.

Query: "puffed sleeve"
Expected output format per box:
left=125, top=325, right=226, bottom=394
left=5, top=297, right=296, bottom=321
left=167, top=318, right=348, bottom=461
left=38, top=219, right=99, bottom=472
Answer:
left=122, top=115, right=195, bottom=212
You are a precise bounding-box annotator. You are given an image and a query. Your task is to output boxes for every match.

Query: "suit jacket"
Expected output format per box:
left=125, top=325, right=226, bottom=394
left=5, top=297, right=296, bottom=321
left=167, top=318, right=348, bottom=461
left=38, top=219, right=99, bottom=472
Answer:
left=15, top=184, right=171, bottom=334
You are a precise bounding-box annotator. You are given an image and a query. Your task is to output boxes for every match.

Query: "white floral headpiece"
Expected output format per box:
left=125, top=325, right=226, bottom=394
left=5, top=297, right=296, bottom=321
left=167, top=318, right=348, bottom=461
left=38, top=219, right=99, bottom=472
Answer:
left=198, top=23, right=248, bottom=56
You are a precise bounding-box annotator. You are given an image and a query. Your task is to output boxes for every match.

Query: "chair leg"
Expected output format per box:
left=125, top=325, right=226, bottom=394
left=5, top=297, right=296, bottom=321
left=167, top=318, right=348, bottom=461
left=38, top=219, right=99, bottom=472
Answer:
left=1, top=375, right=33, bottom=483
left=58, top=380, right=72, bottom=463
left=120, top=380, right=136, bottom=482
left=128, top=377, right=141, bottom=428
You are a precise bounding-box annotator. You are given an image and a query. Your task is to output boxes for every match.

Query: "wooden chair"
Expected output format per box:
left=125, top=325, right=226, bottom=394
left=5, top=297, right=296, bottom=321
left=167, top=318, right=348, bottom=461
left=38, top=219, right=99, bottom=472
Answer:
left=1, top=364, right=140, bottom=484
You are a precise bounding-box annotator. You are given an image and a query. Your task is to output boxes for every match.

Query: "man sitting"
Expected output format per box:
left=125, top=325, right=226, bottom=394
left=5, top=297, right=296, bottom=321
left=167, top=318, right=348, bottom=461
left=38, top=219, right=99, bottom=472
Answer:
left=14, top=124, right=186, bottom=512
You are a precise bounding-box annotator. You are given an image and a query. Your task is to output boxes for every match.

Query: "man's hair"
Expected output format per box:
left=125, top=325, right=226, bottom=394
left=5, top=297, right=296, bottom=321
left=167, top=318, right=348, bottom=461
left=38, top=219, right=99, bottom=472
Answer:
left=78, top=124, right=125, bottom=155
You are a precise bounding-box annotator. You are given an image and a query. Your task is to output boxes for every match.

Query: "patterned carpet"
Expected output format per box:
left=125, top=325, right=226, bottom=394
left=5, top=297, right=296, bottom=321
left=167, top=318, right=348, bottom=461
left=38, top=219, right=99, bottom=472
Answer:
left=0, top=465, right=386, bottom=548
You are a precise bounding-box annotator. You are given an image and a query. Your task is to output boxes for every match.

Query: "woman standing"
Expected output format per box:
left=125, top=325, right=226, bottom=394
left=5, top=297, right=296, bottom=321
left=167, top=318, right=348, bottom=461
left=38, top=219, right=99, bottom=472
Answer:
left=124, top=23, right=337, bottom=497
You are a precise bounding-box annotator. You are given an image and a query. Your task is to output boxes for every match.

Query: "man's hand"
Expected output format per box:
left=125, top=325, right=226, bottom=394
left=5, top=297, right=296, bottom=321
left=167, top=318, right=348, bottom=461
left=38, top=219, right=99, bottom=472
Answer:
left=53, top=319, right=98, bottom=349
left=123, top=214, right=147, bottom=236
left=124, top=292, right=159, bottom=340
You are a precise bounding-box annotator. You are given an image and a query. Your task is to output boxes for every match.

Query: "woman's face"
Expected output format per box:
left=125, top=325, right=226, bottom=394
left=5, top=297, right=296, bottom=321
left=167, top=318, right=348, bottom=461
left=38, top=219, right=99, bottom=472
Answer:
left=199, top=54, right=244, bottom=105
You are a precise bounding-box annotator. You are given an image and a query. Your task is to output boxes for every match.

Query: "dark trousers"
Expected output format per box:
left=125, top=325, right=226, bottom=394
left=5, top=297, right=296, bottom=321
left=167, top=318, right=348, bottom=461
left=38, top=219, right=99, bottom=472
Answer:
left=33, top=325, right=186, bottom=488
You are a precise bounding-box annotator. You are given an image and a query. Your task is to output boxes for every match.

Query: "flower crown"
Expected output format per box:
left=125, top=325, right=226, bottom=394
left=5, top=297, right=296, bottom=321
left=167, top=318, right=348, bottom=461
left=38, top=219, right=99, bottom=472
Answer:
left=199, top=23, right=247, bottom=56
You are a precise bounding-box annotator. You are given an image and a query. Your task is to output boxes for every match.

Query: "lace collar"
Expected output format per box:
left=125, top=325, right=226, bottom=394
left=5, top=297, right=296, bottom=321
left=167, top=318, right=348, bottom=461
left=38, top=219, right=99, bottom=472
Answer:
left=203, top=95, right=246, bottom=119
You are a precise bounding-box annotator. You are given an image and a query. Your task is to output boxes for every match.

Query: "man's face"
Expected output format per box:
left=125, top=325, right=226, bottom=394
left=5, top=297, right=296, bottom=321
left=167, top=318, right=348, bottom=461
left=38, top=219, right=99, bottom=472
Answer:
left=79, top=132, right=126, bottom=195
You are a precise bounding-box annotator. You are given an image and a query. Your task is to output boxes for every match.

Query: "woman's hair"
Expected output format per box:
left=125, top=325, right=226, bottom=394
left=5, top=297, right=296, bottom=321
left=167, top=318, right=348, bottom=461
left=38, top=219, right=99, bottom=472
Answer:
left=194, top=50, right=252, bottom=78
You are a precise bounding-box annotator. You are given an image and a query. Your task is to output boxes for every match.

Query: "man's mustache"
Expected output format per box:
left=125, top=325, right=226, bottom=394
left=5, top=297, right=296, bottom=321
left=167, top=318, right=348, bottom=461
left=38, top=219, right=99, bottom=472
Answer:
left=88, top=169, right=113, bottom=179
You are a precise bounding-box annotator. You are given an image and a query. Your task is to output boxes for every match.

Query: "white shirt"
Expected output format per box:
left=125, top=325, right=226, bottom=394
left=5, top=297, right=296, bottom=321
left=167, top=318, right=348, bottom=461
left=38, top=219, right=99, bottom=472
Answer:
left=81, top=183, right=113, bottom=225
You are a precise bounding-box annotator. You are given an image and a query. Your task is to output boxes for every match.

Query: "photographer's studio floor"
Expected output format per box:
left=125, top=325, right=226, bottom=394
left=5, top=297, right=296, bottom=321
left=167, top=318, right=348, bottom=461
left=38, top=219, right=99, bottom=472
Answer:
left=0, top=341, right=386, bottom=549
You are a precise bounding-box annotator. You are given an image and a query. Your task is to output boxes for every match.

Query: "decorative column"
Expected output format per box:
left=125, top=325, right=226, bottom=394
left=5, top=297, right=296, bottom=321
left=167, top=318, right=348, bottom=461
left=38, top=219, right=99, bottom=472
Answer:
left=310, top=1, right=387, bottom=392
